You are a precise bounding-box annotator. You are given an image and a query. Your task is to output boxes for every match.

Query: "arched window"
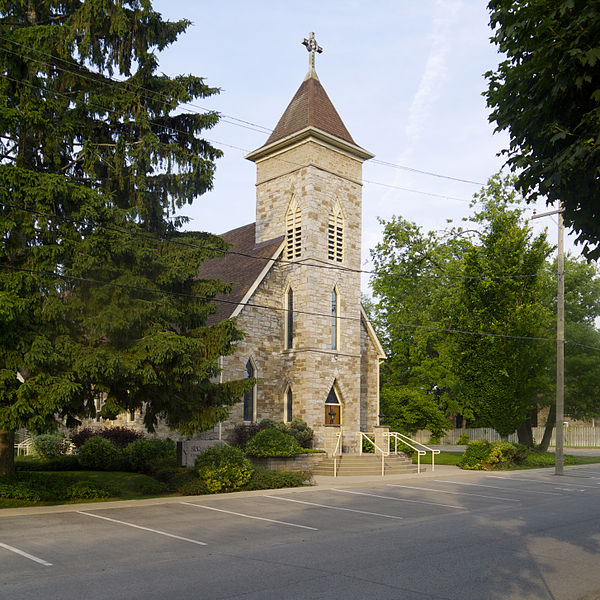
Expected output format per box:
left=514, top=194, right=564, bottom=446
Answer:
left=325, top=386, right=341, bottom=425
left=331, top=287, right=339, bottom=350
left=285, top=387, right=293, bottom=422
left=243, top=359, right=256, bottom=422
left=286, top=198, right=302, bottom=260
left=285, top=286, right=294, bottom=349
left=328, top=202, right=344, bottom=263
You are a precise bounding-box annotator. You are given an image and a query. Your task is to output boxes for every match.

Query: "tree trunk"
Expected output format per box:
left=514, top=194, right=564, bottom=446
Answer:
left=517, top=419, right=535, bottom=448
left=538, top=404, right=556, bottom=452
left=0, top=430, right=15, bottom=476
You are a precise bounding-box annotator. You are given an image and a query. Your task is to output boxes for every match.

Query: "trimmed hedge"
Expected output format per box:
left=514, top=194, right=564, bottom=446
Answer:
left=245, top=428, right=301, bottom=457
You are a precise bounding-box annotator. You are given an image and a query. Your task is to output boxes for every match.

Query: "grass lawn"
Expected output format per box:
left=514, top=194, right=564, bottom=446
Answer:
left=412, top=450, right=600, bottom=469
left=411, top=451, right=463, bottom=466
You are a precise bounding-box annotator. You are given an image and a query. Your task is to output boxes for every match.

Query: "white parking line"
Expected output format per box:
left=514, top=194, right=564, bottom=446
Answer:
left=330, top=488, right=465, bottom=510
left=77, top=511, right=207, bottom=545
left=264, top=495, right=404, bottom=520
left=487, top=475, right=598, bottom=489
left=0, top=542, right=52, bottom=566
left=436, top=480, right=561, bottom=496
left=387, top=484, right=521, bottom=502
left=487, top=475, right=591, bottom=491
left=181, top=502, right=318, bottom=530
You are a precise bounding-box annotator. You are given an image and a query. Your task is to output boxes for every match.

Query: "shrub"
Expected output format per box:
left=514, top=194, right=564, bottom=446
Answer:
left=70, top=426, right=143, bottom=449
left=194, top=445, right=254, bottom=493
left=459, top=440, right=528, bottom=470
left=482, top=441, right=519, bottom=470
left=240, top=467, right=310, bottom=491
left=124, top=438, right=176, bottom=473
left=229, top=418, right=314, bottom=449
left=361, top=436, right=375, bottom=453
left=178, top=478, right=209, bottom=496
left=457, top=433, right=470, bottom=445
left=229, top=422, right=263, bottom=448
left=77, top=436, right=123, bottom=471
left=285, top=418, right=314, bottom=448
left=31, top=433, right=70, bottom=459
left=245, top=428, right=301, bottom=458
left=458, top=439, right=492, bottom=470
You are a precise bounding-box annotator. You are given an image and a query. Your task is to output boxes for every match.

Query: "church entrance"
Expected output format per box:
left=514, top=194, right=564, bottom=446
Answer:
left=325, top=387, right=341, bottom=425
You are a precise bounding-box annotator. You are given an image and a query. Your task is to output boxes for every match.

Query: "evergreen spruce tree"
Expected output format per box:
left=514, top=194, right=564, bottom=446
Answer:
left=0, top=0, right=249, bottom=475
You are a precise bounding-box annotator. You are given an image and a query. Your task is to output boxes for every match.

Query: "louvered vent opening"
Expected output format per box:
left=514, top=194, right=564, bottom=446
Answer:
left=328, top=210, right=343, bottom=263
left=286, top=205, right=301, bottom=260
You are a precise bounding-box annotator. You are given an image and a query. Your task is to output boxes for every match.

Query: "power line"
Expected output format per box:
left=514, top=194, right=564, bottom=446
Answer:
left=0, top=37, right=487, bottom=189
left=1, top=262, right=583, bottom=347
left=3, top=202, right=544, bottom=281
left=1, top=71, right=478, bottom=205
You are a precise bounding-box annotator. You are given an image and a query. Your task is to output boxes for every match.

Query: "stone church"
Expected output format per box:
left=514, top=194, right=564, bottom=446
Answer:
left=197, top=34, right=386, bottom=454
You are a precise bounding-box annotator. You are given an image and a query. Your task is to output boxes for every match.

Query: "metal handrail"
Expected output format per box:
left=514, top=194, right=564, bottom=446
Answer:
left=385, top=431, right=440, bottom=474
left=358, top=432, right=388, bottom=477
left=332, top=432, right=342, bottom=477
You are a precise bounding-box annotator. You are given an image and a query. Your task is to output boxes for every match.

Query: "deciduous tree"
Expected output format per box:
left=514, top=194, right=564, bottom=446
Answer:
left=485, top=0, right=600, bottom=258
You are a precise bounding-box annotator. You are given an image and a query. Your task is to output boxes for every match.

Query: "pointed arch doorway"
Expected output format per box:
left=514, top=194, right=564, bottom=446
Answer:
left=325, top=386, right=341, bottom=426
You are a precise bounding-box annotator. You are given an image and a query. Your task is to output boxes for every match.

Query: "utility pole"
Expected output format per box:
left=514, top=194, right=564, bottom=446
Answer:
left=531, top=205, right=564, bottom=475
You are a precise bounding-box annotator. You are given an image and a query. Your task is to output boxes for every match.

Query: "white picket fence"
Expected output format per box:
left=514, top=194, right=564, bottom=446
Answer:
left=413, top=427, right=600, bottom=447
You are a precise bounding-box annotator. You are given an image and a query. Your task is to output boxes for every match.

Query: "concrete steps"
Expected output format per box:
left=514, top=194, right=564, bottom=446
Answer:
left=310, top=453, right=418, bottom=476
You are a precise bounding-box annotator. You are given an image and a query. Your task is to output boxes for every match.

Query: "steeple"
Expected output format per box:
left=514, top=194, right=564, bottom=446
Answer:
left=247, top=32, right=372, bottom=162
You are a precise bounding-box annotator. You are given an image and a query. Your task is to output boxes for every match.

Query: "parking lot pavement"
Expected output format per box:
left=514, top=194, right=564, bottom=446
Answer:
left=3, top=464, right=600, bottom=599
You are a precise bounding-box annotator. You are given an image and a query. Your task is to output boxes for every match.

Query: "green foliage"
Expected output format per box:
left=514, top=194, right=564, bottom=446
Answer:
left=70, top=427, right=143, bottom=449
left=457, top=433, right=470, bottom=445
left=77, top=436, right=123, bottom=471
left=16, top=455, right=81, bottom=471
left=0, top=0, right=250, bottom=476
left=370, top=215, right=463, bottom=436
left=361, top=436, right=375, bottom=453
left=240, top=467, right=310, bottom=491
left=448, top=176, right=552, bottom=438
left=177, top=477, right=209, bottom=496
left=31, top=433, right=70, bottom=459
left=245, top=428, right=302, bottom=458
left=0, top=472, right=111, bottom=501
left=230, top=418, right=314, bottom=449
left=458, top=440, right=492, bottom=470
left=485, top=0, right=600, bottom=259
left=459, top=440, right=527, bottom=470
left=194, top=445, right=254, bottom=493
left=123, top=438, right=176, bottom=473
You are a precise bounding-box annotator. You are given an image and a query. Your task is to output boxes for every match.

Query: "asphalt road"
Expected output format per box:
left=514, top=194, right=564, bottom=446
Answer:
left=2, top=465, right=600, bottom=600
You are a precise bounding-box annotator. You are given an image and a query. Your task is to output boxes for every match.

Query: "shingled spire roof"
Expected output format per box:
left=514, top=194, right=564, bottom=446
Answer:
left=264, top=72, right=356, bottom=146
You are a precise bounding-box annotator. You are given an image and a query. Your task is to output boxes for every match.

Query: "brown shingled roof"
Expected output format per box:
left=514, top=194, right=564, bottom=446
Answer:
left=196, top=222, right=284, bottom=324
left=264, top=73, right=356, bottom=146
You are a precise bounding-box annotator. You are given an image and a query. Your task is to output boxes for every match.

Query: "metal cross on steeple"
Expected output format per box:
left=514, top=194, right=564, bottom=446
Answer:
left=302, top=32, right=323, bottom=71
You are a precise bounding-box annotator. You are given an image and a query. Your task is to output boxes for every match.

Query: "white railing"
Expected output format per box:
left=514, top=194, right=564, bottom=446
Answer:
left=15, top=437, right=33, bottom=456
left=332, top=431, right=342, bottom=477
left=386, top=432, right=440, bottom=474
left=358, top=432, right=388, bottom=477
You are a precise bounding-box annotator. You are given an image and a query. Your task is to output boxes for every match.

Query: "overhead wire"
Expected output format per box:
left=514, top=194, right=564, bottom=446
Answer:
left=0, top=37, right=486, bottom=190
left=3, top=202, right=545, bottom=281
left=2, top=262, right=589, bottom=349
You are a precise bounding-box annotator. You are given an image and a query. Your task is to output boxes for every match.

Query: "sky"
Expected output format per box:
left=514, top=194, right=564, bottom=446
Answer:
left=151, top=0, right=578, bottom=291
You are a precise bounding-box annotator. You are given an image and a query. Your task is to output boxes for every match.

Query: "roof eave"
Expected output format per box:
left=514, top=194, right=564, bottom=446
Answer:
left=245, top=126, right=375, bottom=163
left=229, top=239, right=286, bottom=319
